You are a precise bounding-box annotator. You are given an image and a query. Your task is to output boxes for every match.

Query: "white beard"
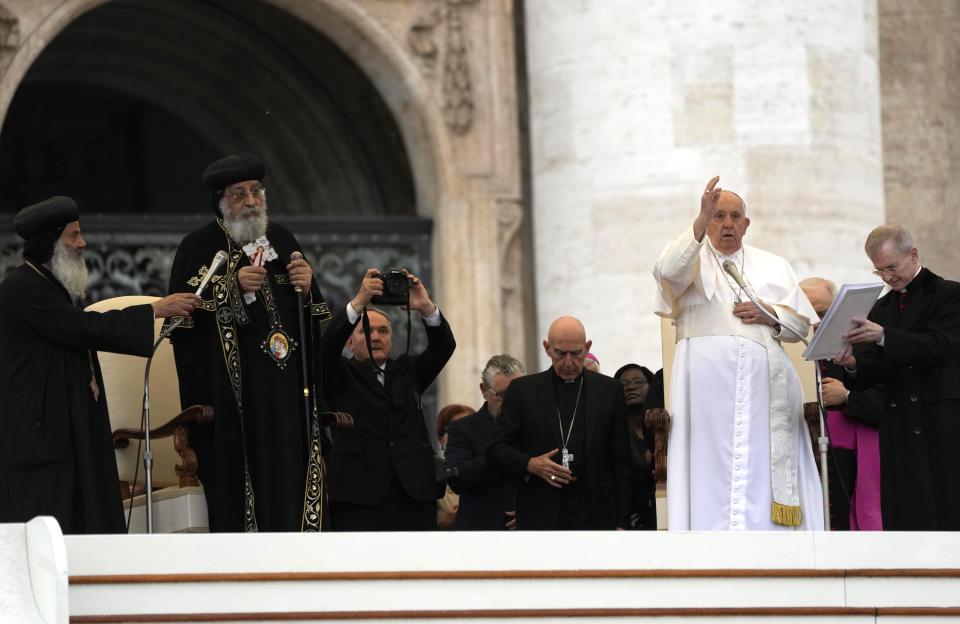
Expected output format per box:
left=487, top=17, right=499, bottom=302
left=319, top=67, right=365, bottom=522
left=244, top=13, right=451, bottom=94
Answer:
left=50, top=240, right=89, bottom=302
left=220, top=197, right=268, bottom=244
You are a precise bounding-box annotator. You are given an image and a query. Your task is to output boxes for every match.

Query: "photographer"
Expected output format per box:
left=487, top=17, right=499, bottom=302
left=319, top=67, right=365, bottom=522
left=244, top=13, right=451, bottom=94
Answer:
left=321, top=268, right=456, bottom=531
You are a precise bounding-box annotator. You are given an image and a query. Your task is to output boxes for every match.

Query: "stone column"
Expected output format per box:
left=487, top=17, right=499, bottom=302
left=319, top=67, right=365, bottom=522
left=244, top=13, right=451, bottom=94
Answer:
left=879, top=0, right=960, bottom=280
left=525, top=0, right=886, bottom=371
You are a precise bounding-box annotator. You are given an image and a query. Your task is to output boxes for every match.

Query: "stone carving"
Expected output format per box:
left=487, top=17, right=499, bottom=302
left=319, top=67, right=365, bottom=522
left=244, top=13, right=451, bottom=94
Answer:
left=497, top=198, right=524, bottom=354
left=408, top=0, right=477, bottom=135
left=0, top=3, right=19, bottom=50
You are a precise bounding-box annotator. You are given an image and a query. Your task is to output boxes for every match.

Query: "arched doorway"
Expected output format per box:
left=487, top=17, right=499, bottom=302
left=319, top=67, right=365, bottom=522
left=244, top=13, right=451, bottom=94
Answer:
left=0, top=0, right=529, bottom=407
left=0, top=0, right=416, bottom=217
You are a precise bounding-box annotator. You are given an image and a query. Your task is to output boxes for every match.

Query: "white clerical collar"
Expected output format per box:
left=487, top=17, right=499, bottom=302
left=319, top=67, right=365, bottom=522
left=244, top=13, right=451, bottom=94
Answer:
left=900, top=265, right=923, bottom=293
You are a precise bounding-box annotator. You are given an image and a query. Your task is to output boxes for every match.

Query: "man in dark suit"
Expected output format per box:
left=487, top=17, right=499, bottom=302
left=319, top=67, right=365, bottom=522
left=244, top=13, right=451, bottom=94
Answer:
left=321, top=268, right=456, bottom=531
left=836, top=224, right=960, bottom=530
left=486, top=316, right=632, bottom=530
left=445, top=354, right=525, bottom=530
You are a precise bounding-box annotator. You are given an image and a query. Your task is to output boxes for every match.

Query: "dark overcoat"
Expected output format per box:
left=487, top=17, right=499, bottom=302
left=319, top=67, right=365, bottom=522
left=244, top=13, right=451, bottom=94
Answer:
left=849, top=267, right=960, bottom=530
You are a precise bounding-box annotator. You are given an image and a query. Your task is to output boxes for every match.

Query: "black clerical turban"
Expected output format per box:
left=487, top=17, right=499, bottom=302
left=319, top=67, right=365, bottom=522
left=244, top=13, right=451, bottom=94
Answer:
left=14, top=196, right=79, bottom=264
left=202, top=153, right=265, bottom=215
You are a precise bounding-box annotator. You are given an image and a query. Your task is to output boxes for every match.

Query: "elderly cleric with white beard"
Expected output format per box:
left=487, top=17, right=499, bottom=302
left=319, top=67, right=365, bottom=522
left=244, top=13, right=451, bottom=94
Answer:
left=166, top=153, right=333, bottom=533
left=0, top=196, right=199, bottom=534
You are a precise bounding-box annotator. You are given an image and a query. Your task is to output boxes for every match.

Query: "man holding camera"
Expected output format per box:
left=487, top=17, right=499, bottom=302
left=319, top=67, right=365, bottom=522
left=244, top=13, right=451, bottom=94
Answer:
left=321, top=268, right=456, bottom=530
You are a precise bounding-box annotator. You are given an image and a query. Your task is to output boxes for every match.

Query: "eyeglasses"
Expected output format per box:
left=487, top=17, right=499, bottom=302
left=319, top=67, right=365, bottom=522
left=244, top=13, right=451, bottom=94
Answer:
left=225, top=184, right=266, bottom=202
left=872, top=262, right=902, bottom=277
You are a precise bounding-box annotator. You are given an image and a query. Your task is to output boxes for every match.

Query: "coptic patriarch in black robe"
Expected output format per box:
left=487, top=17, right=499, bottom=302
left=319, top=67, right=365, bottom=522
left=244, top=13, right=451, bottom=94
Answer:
left=167, top=153, right=332, bottom=532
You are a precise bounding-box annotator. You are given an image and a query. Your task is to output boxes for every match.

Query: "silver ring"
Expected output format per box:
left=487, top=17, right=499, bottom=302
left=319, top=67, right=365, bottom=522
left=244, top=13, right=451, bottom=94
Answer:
left=550, top=475, right=556, bottom=481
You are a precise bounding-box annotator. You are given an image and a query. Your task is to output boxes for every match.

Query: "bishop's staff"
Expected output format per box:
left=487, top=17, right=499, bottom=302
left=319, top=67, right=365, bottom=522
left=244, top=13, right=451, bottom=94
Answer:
left=289, top=250, right=312, bottom=459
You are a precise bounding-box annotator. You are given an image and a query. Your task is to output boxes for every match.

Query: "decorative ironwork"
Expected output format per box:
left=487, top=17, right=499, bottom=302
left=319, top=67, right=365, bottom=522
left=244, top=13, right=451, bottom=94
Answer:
left=0, top=214, right=438, bottom=419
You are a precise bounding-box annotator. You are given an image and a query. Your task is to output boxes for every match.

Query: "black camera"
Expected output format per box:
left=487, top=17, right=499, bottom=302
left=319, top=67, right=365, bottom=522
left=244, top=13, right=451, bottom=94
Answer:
left=371, top=269, right=412, bottom=306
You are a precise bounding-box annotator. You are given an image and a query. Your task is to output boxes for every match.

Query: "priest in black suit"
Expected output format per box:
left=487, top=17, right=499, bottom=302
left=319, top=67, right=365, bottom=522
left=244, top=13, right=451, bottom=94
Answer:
left=0, top=197, right=197, bottom=533
left=486, top=316, right=632, bottom=530
left=321, top=268, right=456, bottom=531
left=445, top=353, right=525, bottom=530
left=836, top=224, right=960, bottom=530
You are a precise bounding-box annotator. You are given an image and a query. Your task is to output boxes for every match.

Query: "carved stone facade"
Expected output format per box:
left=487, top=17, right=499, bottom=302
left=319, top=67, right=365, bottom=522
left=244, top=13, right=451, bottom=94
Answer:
left=0, top=0, right=531, bottom=408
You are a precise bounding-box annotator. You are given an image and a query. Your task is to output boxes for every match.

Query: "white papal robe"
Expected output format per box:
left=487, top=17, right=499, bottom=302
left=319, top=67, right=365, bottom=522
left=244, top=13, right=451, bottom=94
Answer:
left=654, top=227, right=824, bottom=531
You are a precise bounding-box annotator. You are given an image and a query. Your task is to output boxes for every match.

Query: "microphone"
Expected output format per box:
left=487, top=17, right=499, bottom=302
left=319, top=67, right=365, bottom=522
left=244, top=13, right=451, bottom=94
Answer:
left=723, top=259, right=809, bottom=344
left=722, top=260, right=750, bottom=293
left=290, top=251, right=304, bottom=293
left=159, top=250, right=226, bottom=341
left=195, top=250, right=228, bottom=296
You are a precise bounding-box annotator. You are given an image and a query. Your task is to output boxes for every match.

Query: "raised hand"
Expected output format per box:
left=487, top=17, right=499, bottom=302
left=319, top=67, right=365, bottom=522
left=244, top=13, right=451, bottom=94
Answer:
left=400, top=269, right=437, bottom=316
left=350, top=268, right=383, bottom=312
left=694, top=175, right=722, bottom=242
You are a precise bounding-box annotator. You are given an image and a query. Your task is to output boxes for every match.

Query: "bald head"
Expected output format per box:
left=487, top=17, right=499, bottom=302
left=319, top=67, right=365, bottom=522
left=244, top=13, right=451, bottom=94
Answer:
left=543, top=316, right=592, bottom=381
left=799, top=277, right=836, bottom=320
left=547, top=316, right=586, bottom=344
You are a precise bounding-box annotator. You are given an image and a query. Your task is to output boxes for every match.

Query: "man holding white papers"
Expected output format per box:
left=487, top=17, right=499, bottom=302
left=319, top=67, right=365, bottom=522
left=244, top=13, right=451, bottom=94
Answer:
left=654, top=177, right=823, bottom=530
left=836, top=225, right=960, bottom=530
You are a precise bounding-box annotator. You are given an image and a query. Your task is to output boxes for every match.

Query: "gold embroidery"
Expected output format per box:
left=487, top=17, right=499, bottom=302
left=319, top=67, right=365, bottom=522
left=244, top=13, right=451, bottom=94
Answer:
left=187, top=264, right=224, bottom=289
left=214, top=246, right=259, bottom=532
left=301, top=413, right=325, bottom=532
left=310, top=302, right=332, bottom=320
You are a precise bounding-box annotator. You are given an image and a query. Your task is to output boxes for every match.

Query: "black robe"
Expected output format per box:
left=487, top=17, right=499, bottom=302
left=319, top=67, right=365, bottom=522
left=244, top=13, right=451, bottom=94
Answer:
left=847, top=268, right=960, bottom=530
left=167, top=219, right=331, bottom=532
left=0, top=262, right=153, bottom=534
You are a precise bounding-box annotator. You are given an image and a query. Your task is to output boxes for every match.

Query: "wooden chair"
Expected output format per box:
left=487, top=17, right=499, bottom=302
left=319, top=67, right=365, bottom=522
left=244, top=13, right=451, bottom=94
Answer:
left=645, top=317, right=820, bottom=529
left=85, top=296, right=212, bottom=533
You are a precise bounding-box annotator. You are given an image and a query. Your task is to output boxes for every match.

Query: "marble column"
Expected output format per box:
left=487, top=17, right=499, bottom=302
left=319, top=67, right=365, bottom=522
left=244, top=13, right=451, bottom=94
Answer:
left=525, top=0, right=886, bottom=371
left=879, top=0, right=960, bottom=280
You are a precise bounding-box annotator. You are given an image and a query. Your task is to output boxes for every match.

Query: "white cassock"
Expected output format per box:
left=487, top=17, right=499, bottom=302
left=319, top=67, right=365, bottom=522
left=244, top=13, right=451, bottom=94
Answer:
left=654, top=227, right=824, bottom=531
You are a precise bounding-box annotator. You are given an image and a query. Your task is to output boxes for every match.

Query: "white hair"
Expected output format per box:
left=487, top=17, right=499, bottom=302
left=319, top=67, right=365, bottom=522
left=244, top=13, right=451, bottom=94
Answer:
left=219, top=195, right=268, bottom=244
left=50, top=239, right=89, bottom=302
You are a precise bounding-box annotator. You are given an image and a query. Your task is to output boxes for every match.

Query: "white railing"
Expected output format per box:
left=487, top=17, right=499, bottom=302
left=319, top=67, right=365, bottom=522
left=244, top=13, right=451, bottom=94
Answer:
left=64, top=531, right=960, bottom=622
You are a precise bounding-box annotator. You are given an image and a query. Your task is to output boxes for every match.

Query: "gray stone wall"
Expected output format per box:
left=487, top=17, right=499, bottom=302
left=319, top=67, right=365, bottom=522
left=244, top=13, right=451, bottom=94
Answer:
left=879, top=0, right=960, bottom=279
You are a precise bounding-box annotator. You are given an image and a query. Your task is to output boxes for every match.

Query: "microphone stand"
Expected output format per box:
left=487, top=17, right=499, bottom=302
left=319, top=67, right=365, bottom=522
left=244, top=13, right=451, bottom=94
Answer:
left=139, top=251, right=225, bottom=533
left=140, top=320, right=180, bottom=534
left=725, top=265, right=831, bottom=529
